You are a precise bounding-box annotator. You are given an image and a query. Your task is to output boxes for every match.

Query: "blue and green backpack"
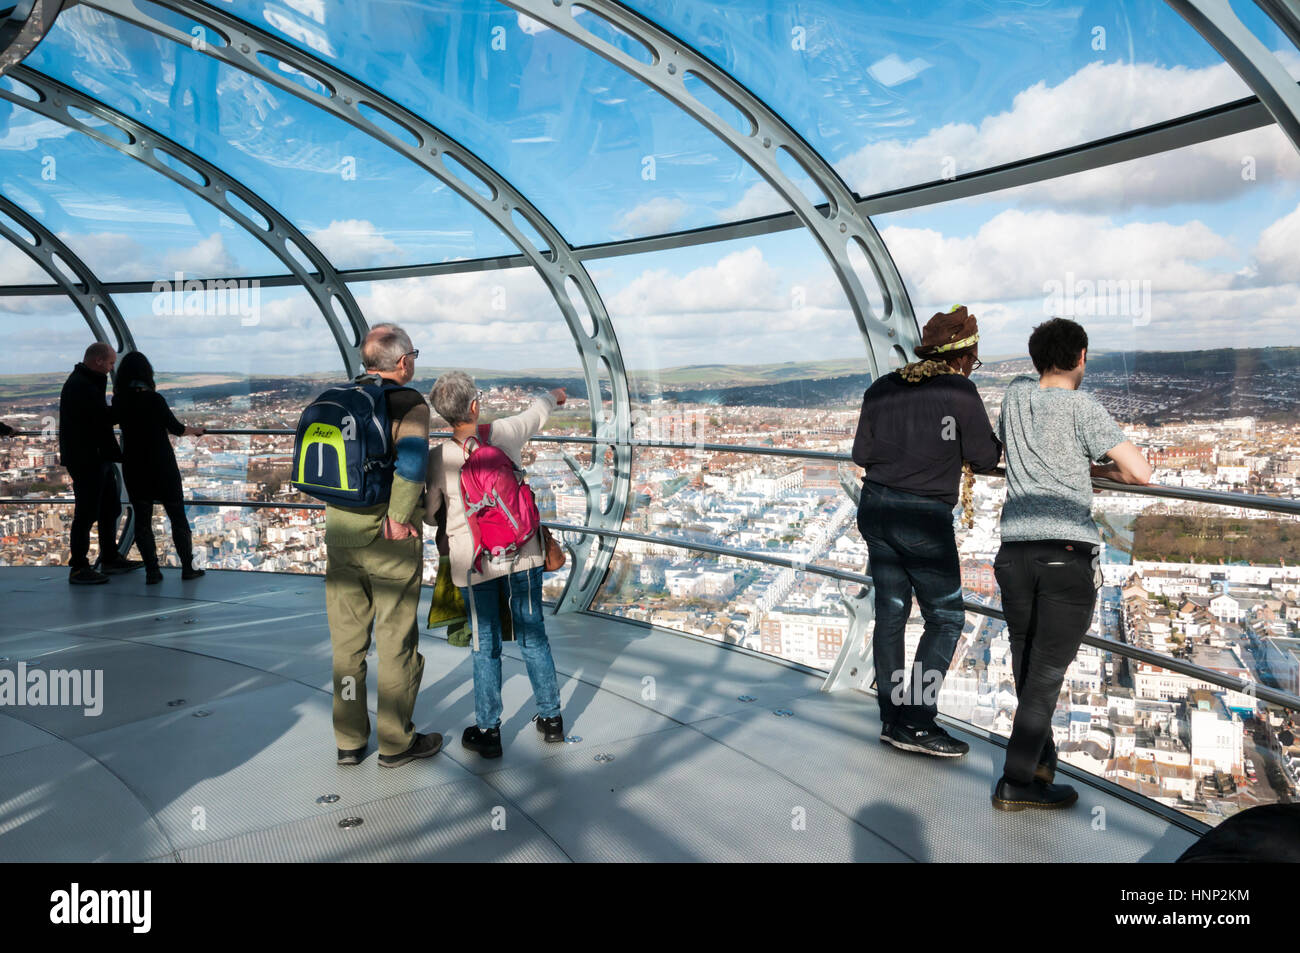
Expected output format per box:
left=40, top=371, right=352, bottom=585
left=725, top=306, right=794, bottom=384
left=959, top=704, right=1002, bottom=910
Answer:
left=291, top=378, right=404, bottom=507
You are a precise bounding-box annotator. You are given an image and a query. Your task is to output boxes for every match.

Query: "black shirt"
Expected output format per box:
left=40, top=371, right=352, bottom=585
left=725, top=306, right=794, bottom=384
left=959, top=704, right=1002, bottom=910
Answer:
left=58, top=362, right=121, bottom=469
left=113, top=385, right=187, bottom=502
left=851, top=371, right=1002, bottom=505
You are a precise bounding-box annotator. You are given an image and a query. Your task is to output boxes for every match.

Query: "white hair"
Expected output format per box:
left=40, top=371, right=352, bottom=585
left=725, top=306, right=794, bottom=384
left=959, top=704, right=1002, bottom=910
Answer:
left=431, top=371, right=477, bottom=425
left=361, top=323, right=413, bottom=372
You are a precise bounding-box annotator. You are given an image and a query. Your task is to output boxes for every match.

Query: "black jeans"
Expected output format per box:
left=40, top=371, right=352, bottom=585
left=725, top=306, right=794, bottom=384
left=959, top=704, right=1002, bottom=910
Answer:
left=857, top=480, right=966, bottom=729
left=68, top=462, right=122, bottom=569
left=993, top=540, right=1099, bottom=784
left=131, top=499, right=194, bottom=570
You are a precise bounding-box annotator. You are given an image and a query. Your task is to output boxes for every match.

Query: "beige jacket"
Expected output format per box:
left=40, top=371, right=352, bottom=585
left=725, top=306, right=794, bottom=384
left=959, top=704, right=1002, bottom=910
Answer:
left=423, top=393, right=556, bottom=585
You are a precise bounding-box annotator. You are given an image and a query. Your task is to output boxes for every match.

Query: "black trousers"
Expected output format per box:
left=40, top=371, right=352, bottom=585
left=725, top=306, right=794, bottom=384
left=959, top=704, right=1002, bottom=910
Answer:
left=68, top=462, right=122, bottom=569
left=131, top=498, right=194, bottom=569
left=992, top=539, right=1099, bottom=784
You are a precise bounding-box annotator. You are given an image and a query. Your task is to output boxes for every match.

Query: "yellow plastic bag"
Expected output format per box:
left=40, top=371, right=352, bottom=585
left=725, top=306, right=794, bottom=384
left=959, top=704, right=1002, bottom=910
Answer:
left=427, top=555, right=467, bottom=634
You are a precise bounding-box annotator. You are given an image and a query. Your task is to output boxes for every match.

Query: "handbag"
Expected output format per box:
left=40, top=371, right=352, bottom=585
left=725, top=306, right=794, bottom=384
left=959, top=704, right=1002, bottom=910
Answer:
left=542, top=526, right=566, bottom=572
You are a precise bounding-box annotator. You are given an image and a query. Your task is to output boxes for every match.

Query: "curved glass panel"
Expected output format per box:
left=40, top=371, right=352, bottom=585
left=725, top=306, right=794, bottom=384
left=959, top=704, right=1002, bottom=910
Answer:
left=213, top=0, right=778, bottom=242
left=624, top=0, right=1300, bottom=202
left=0, top=97, right=288, bottom=280
left=591, top=228, right=869, bottom=449
left=588, top=228, right=871, bottom=644
left=0, top=296, right=97, bottom=430
left=874, top=123, right=1300, bottom=379
left=112, top=284, right=348, bottom=425
left=0, top=239, right=58, bottom=286
left=31, top=3, right=518, bottom=271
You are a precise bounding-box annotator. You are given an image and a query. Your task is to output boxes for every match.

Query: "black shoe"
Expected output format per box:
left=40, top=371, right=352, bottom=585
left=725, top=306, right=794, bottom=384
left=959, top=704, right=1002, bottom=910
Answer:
left=879, top=719, right=895, bottom=743
left=145, top=567, right=163, bottom=585
left=461, top=725, right=503, bottom=759
left=378, top=732, right=443, bottom=768
left=337, top=744, right=367, bottom=766
left=534, top=713, right=565, bottom=743
left=992, top=776, right=1079, bottom=812
left=69, top=567, right=109, bottom=585
left=101, top=557, right=143, bottom=575
left=881, top=721, right=970, bottom=758
left=181, top=567, right=206, bottom=581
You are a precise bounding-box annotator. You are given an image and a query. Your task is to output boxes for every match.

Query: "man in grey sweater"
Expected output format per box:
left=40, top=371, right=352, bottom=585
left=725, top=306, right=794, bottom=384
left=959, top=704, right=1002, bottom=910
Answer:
left=425, top=371, right=567, bottom=759
left=992, top=318, right=1151, bottom=811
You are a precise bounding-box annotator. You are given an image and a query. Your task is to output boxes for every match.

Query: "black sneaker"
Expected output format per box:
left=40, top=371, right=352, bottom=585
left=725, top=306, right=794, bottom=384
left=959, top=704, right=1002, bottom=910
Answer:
left=461, top=725, right=503, bottom=759
left=145, top=567, right=164, bottom=585
left=181, top=567, right=206, bottom=581
left=378, top=732, right=443, bottom=768
left=534, top=713, right=565, bottom=743
left=881, top=721, right=970, bottom=758
left=69, top=567, right=109, bottom=585
left=101, top=557, right=143, bottom=575
left=879, top=719, right=895, bottom=744
left=337, top=744, right=367, bottom=766
left=992, top=776, right=1079, bottom=812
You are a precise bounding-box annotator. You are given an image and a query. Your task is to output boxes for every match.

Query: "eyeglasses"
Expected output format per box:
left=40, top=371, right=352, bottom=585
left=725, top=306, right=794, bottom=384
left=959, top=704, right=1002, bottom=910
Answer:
left=971, top=357, right=984, bottom=371
left=405, top=349, right=419, bottom=361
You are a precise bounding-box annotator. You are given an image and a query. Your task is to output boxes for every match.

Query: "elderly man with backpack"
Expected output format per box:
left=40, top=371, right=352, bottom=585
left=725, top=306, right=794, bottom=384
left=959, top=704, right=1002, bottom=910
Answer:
left=294, top=323, right=441, bottom=769
left=425, top=371, right=567, bottom=759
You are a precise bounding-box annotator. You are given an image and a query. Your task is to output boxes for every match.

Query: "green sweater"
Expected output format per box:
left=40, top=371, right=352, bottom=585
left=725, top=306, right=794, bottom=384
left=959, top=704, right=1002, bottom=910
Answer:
left=324, top=385, right=430, bottom=548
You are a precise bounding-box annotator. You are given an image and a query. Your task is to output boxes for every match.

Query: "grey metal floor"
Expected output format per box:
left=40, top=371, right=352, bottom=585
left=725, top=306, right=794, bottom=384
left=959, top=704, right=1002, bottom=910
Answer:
left=0, top=567, right=1197, bottom=862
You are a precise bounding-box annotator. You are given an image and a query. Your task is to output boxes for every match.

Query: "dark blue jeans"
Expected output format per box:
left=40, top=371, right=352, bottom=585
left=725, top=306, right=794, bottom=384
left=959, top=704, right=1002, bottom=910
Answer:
left=857, top=480, right=966, bottom=729
left=459, top=566, right=561, bottom=731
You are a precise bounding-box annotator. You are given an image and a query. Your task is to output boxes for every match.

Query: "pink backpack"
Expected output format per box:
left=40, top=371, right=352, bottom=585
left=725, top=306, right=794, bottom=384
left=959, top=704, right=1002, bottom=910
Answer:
left=457, top=423, right=541, bottom=576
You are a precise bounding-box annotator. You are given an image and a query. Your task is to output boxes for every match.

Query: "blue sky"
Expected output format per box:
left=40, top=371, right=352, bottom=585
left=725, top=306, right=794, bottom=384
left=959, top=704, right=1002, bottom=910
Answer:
left=1, top=0, right=1299, bottom=376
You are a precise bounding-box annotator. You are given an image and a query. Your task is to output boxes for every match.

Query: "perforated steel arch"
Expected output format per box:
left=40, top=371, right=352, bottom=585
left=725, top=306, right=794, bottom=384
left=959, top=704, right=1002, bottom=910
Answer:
left=0, top=190, right=133, bottom=351
left=0, top=0, right=64, bottom=76
left=1, top=64, right=371, bottom=373
left=497, top=0, right=923, bottom=376
left=84, top=0, right=632, bottom=612
left=1167, top=0, right=1300, bottom=155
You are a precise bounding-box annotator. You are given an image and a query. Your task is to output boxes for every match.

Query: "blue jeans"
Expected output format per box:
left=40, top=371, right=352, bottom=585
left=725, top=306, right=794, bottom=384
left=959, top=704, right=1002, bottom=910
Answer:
left=459, top=566, right=561, bottom=730
left=857, top=480, right=966, bottom=729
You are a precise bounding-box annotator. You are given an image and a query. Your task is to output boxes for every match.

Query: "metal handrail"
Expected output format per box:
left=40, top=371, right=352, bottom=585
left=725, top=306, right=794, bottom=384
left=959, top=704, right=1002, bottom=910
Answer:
left=2, top=493, right=1297, bottom=710
left=541, top=520, right=1300, bottom=713
left=9, top=429, right=1299, bottom=517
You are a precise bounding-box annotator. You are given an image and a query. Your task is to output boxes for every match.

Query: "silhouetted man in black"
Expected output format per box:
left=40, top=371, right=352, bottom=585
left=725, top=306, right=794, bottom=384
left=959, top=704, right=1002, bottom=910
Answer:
left=60, top=342, right=138, bottom=584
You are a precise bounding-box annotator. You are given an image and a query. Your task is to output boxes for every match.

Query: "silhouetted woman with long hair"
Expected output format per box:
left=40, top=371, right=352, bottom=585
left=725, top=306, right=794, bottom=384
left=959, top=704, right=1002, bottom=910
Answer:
left=112, top=351, right=208, bottom=584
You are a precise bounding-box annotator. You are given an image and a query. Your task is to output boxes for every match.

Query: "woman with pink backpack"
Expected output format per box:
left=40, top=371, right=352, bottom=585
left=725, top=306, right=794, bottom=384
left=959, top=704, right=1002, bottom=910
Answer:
left=425, top=371, right=567, bottom=759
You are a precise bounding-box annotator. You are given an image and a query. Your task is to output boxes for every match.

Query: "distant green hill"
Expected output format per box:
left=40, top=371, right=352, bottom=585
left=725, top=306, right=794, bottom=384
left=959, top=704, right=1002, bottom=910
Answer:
left=4, top=347, right=1298, bottom=402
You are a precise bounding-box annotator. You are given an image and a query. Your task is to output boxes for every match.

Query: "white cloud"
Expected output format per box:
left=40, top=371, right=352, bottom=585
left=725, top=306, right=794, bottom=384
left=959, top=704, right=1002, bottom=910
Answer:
left=306, top=220, right=402, bottom=268
left=615, top=197, right=690, bottom=235
left=1253, top=201, right=1300, bottom=284
left=867, top=54, right=933, bottom=88
left=0, top=243, right=52, bottom=285
left=841, top=54, right=1300, bottom=207
left=880, top=202, right=1300, bottom=356
left=51, top=231, right=240, bottom=281
left=608, top=246, right=785, bottom=318
left=719, top=182, right=789, bottom=222
left=881, top=208, right=1237, bottom=308
left=162, top=233, right=238, bottom=276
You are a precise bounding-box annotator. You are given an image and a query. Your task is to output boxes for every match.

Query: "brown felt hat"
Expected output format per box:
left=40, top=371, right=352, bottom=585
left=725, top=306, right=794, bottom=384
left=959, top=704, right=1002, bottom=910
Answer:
left=914, top=305, right=979, bottom=359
